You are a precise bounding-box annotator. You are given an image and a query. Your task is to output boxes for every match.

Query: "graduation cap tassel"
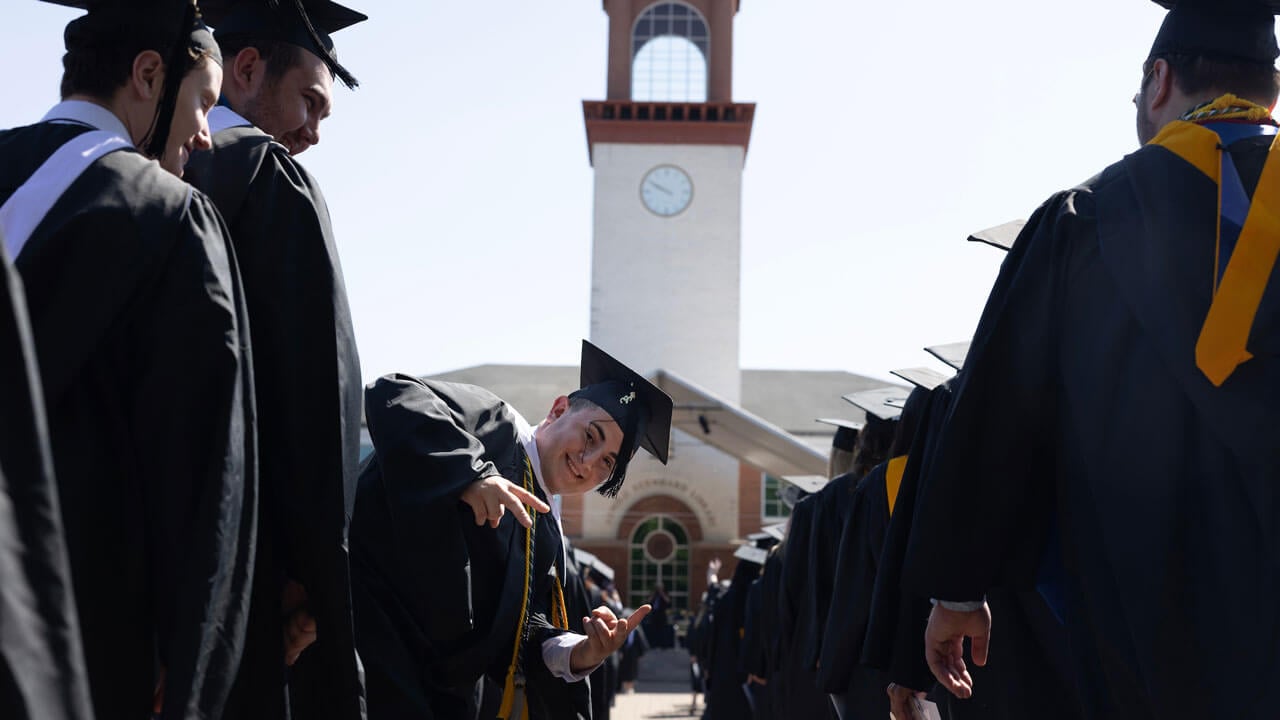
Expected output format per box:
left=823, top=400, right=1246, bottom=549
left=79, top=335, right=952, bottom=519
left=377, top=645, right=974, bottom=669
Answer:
left=289, top=0, right=359, bottom=88
left=144, top=0, right=200, bottom=158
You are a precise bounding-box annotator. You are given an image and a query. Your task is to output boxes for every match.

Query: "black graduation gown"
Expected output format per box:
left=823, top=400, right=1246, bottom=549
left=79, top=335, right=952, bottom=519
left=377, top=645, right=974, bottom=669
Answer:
left=0, top=239, right=93, bottom=720
left=902, top=131, right=1280, bottom=717
left=861, top=384, right=1081, bottom=720
left=800, top=471, right=858, bottom=671
left=704, top=561, right=758, bottom=720
left=738, top=577, right=774, bottom=720
left=0, top=122, right=257, bottom=720
left=185, top=120, right=364, bottom=720
left=754, top=550, right=783, bottom=713
left=862, top=386, right=951, bottom=696
left=817, top=467, right=890, bottom=719
left=351, top=375, right=589, bottom=720
left=774, top=498, right=837, bottom=719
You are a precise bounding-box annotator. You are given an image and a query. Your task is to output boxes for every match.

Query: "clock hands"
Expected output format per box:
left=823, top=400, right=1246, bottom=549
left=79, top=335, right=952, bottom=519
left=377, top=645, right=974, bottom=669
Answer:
left=647, top=181, right=673, bottom=196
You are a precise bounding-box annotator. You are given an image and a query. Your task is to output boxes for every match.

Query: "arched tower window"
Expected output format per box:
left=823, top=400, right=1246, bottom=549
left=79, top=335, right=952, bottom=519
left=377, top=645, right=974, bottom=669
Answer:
left=631, top=2, right=709, bottom=102
left=628, top=514, right=690, bottom=610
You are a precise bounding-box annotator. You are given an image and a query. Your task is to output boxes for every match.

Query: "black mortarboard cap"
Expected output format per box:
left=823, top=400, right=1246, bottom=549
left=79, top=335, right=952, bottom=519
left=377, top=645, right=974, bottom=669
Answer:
left=925, top=341, right=970, bottom=371
left=760, top=522, right=787, bottom=542
left=832, top=426, right=859, bottom=452
left=42, top=0, right=221, bottom=158
left=890, top=366, right=952, bottom=391
left=734, top=544, right=769, bottom=565
left=817, top=417, right=864, bottom=432
left=1149, top=0, right=1280, bottom=64
left=843, top=386, right=912, bottom=422
left=967, top=219, right=1025, bottom=252
left=779, top=474, right=827, bottom=495
left=745, top=531, right=780, bottom=551
left=201, top=0, right=364, bottom=87
left=569, top=340, right=674, bottom=497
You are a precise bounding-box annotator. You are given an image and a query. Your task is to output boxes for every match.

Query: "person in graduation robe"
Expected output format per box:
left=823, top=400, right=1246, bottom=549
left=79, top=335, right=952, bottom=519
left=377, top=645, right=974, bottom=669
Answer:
left=350, top=341, right=668, bottom=719
left=739, top=573, right=773, bottom=720
left=702, top=553, right=762, bottom=720
left=772, top=495, right=838, bottom=720
left=903, top=2, right=1280, bottom=716
left=182, top=2, right=367, bottom=716
left=860, top=384, right=958, bottom=718
left=0, top=234, right=93, bottom=720
left=792, top=403, right=896, bottom=720
left=687, top=566, right=725, bottom=710
left=736, top=537, right=779, bottom=720
left=753, top=547, right=785, bottom=715
left=815, top=389, right=924, bottom=720
left=0, top=3, right=258, bottom=719
left=861, top=383, right=1081, bottom=720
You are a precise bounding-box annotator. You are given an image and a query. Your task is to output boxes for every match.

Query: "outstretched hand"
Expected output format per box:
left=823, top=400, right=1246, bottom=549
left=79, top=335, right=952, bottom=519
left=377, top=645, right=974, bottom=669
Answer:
left=570, top=604, right=652, bottom=674
left=924, top=601, right=991, bottom=699
left=460, top=475, right=551, bottom=529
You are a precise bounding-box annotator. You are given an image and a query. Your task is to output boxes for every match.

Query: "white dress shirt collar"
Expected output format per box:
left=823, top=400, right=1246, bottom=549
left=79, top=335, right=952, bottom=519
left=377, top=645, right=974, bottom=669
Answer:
left=42, top=100, right=132, bottom=142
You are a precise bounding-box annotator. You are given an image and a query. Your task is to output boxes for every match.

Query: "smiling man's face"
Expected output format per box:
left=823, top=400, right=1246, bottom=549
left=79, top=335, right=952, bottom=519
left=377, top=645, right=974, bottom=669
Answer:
left=535, top=396, right=622, bottom=496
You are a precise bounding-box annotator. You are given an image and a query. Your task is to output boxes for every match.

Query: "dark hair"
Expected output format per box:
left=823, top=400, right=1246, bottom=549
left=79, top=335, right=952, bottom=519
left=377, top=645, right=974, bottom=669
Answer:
left=216, top=35, right=308, bottom=85
left=849, top=415, right=896, bottom=480
left=887, top=387, right=930, bottom=459
left=60, top=15, right=178, bottom=100
left=566, top=395, right=602, bottom=416
left=1146, top=52, right=1280, bottom=106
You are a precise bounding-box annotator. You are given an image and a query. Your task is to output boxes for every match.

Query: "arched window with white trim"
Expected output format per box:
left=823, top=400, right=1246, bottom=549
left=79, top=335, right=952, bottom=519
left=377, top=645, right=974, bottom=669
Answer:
left=631, top=2, right=709, bottom=102
left=628, top=514, right=690, bottom=610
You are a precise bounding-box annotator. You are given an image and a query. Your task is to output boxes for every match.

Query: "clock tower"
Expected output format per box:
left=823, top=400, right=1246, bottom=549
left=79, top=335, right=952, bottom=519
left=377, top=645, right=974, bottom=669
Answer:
left=583, top=0, right=752, bottom=399
left=571, top=0, right=755, bottom=610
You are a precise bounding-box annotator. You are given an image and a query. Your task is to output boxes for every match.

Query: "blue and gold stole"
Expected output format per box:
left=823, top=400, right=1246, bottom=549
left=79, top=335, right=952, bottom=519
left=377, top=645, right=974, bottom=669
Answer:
left=1148, top=94, right=1280, bottom=386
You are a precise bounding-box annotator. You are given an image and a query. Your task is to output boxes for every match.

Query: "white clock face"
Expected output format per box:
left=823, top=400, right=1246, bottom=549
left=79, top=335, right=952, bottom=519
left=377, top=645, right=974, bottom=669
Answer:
left=640, top=165, right=693, bottom=217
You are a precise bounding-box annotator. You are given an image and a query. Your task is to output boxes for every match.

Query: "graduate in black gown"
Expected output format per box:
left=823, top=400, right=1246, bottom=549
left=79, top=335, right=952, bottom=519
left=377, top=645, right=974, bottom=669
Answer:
left=0, top=3, right=257, bottom=719
left=904, top=2, right=1280, bottom=716
left=773, top=485, right=838, bottom=720
left=736, top=530, right=781, bottom=720
left=740, top=570, right=773, bottom=720
left=819, top=386, right=931, bottom=717
left=802, top=397, right=900, bottom=687
left=351, top=341, right=668, bottom=719
left=0, top=234, right=93, bottom=720
left=184, top=3, right=367, bottom=716
left=862, top=382, right=1081, bottom=720
left=861, top=383, right=953, bottom=719
left=703, top=543, right=765, bottom=720
left=687, top=560, right=725, bottom=711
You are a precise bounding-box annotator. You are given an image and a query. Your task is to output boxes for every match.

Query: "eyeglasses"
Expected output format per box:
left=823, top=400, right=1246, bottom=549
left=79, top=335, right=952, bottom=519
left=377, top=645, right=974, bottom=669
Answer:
left=1133, top=59, right=1158, bottom=106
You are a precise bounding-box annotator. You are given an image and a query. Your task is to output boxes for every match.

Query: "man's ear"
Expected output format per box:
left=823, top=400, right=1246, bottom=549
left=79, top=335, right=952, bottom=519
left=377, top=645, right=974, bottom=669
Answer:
left=546, top=395, right=570, bottom=423
left=130, top=49, right=165, bottom=101
left=230, top=46, right=264, bottom=95
left=1148, top=57, right=1174, bottom=112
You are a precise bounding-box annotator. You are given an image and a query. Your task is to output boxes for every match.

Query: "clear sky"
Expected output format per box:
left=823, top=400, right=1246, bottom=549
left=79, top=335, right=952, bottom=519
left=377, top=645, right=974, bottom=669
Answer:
left=4, top=1, right=1232, bottom=385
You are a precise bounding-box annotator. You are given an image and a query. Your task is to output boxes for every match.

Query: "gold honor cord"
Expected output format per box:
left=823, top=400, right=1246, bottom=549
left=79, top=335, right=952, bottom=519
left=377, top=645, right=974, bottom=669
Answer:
left=1149, top=98, right=1280, bottom=386
left=498, top=457, right=538, bottom=720
left=551, top=575, right=568, bottom=630
left=885, top=455, right=908, bottom=518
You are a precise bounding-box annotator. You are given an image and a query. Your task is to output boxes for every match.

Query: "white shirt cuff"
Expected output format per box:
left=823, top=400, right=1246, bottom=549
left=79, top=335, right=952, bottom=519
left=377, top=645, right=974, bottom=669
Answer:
left=541, top=633, right=595, bottom=682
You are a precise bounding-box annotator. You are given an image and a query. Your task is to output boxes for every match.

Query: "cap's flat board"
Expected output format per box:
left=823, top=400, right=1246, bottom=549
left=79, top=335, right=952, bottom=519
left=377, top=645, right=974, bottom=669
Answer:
left=924, top=341, right=971, bottom=371
left=891, top=366, right=951, bottom=390
left=967, top=219, right=1025, bottom=251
